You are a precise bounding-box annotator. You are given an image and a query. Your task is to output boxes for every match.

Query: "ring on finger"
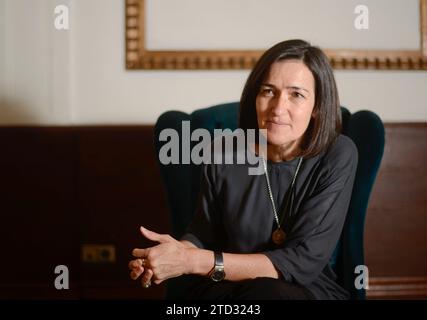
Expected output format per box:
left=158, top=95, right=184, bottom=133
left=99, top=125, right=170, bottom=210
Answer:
left=142, top=280, right=151, bottom=289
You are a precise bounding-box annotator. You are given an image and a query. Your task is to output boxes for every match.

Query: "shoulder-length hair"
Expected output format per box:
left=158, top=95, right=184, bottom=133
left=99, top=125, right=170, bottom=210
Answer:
left=239, top=39, right=341, bottom=158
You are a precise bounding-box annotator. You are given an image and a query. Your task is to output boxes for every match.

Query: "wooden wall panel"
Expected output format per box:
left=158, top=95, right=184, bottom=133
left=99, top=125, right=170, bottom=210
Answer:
left=365, top=124, right=427, bottom=299
left=365, top=124, right=427, bottom=277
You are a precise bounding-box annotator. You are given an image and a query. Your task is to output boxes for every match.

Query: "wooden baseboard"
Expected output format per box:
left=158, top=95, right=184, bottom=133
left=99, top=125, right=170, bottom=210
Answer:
left=367, top=277, right=427, bottom=299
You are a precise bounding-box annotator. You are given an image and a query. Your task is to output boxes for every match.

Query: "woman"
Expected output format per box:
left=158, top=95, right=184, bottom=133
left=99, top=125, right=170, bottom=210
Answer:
left=129, top=39, right=358, bottom=300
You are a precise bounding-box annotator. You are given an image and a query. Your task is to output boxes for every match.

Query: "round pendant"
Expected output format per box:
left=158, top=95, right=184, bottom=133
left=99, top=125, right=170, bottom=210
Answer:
left=272, top=228, right=286, bottom=245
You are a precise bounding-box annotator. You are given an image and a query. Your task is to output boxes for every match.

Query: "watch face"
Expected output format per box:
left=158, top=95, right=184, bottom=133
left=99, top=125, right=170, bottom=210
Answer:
left=211, top=269, right=225, bottom=282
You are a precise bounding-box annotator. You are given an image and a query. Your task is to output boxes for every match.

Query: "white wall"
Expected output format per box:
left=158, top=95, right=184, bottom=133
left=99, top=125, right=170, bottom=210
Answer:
left=1, top=0, right=426, bottom=125
left=0, top=0, right=72, bottom=124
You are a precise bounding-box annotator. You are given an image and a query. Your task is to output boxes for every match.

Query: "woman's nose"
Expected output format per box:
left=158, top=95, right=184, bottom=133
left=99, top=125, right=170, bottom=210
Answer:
left=270, top=92, right=288, bottom=115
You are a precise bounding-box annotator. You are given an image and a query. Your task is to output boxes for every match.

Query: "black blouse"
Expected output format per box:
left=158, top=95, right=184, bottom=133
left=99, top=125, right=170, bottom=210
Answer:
left=181, top=134, right=358, bottom=299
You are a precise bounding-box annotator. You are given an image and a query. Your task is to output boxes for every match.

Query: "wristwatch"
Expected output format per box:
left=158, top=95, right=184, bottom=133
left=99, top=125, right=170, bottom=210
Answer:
left=208, top=251, right=225, bottom=282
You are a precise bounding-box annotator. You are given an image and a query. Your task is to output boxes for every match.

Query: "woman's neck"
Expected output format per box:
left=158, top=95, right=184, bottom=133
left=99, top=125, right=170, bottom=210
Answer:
left=255, top=140, right=301, bottom=162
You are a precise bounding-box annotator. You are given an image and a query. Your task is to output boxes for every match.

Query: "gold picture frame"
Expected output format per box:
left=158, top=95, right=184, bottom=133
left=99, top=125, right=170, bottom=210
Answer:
left=125, top=0, right=427, bottom=70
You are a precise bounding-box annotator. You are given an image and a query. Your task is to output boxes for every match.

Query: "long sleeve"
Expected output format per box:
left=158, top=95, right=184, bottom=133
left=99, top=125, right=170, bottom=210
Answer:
left=180, top=163, right=225, bottom=250
left=263, top=138, right=358, bottom=286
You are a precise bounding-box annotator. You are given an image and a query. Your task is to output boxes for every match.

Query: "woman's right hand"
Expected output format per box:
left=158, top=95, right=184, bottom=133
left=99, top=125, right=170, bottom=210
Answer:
left=128, top=227, right=198, bottom=288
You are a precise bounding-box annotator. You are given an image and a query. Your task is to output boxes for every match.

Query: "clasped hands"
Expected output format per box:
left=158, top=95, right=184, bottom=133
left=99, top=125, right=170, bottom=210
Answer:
left=128, top=226, right=191, bottom=288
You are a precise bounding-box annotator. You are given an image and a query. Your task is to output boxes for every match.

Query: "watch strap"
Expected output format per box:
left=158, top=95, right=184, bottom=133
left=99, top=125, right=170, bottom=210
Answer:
left=213, top=251, right=224, bottom=268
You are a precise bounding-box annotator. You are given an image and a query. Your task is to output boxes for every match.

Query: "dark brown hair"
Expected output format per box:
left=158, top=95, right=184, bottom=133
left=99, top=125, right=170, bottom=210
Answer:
left=239, top=39, right=341, bottom=158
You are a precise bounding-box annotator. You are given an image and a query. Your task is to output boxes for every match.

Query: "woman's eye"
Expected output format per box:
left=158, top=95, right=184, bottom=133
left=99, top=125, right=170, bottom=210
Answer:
left=291, top=91, right=305, bottom=99
left=261, top=88, right=274, bottom=96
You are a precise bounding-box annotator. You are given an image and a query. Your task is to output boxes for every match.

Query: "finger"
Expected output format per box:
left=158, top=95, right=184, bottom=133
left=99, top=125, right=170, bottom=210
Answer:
left=128, top=259, right=142, bottom=270
left=132, top=248, right=148, bottom=258
left=140, top=226, right=172, bottom=243
left=130, top=266, right=144, bottom=280
left=154, top=279, right=163, bottom=285
left=141, top=268, right=153, bottom=287
left=130, top=266, right=144, bottom=278
left=130, top=264, right=143, bottom=275
left=130, top=269, right=138, bottom=280
left=143, top=268, right=153, bottom=283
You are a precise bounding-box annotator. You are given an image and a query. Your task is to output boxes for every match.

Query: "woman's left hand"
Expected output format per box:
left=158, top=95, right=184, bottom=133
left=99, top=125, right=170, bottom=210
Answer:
left=131, top=226, right=192, bottom=285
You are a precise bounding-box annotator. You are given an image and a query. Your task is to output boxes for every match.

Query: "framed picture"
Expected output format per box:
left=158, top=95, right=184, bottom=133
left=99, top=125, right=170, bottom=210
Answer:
left=125, top=0, right=427, bottom=70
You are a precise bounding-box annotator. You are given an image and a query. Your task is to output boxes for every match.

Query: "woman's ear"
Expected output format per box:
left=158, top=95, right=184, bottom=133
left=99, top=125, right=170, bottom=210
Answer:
left=311, top=109, right=317, bottom=118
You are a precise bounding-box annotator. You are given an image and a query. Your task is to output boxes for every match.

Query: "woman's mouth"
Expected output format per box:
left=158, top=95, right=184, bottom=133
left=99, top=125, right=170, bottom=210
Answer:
left=265, top=120, right=289, bottom=126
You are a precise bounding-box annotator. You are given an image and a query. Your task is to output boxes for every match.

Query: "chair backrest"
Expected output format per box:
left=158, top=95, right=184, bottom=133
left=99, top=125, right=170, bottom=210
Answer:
left=154, top=102, right=385, bottom=300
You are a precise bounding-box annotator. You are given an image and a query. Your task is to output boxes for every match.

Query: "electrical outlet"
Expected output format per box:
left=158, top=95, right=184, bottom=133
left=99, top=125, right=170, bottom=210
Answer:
left=82, top=244, right=116, bottom=263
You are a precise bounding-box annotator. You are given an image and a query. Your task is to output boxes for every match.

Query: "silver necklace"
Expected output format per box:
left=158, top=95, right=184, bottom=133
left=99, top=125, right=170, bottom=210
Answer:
left=261, top=156, right=303, bottom=245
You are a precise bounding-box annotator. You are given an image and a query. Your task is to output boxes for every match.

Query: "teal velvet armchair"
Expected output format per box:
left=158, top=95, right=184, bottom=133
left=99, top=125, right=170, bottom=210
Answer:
left=154, top=102, right=385, bottom=300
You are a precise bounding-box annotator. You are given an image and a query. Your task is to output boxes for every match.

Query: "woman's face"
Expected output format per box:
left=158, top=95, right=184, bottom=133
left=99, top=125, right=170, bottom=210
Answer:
left=256, top=59, right=315, bottom=150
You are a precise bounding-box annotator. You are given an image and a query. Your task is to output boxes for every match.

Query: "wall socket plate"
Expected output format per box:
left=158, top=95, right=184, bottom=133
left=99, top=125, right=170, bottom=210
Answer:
left=81, top=244, right=116, bottom=263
